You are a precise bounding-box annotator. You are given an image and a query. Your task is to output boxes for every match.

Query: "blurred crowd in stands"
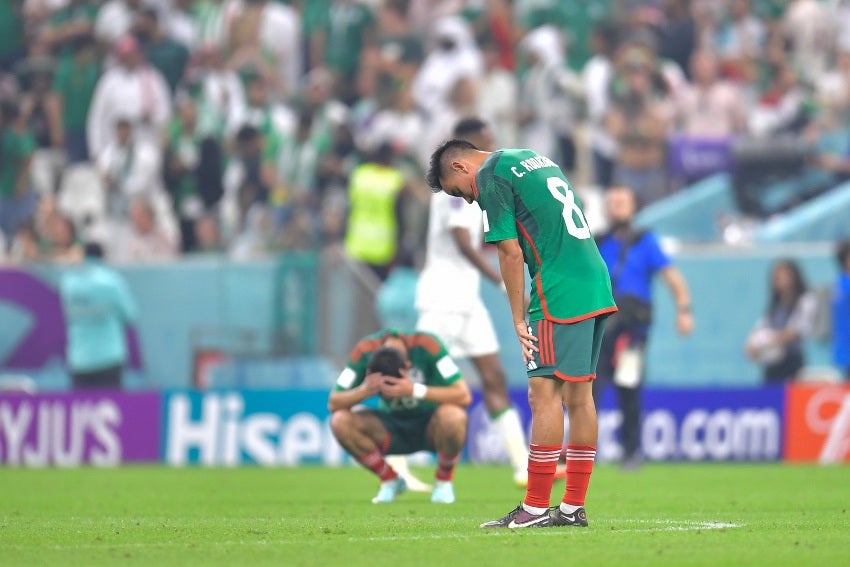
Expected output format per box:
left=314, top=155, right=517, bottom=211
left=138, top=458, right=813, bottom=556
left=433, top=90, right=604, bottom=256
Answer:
left=1, top=0, right=850, bottom=270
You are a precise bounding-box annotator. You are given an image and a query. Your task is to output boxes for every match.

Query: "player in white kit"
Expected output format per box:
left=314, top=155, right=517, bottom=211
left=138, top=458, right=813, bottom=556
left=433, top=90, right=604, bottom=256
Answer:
left=412, top=118, right=530, bottom=487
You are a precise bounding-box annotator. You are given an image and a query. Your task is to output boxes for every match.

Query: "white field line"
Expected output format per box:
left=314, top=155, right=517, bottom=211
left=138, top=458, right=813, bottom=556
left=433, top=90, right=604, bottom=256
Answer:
left=1, top=520, right=743, bottom=551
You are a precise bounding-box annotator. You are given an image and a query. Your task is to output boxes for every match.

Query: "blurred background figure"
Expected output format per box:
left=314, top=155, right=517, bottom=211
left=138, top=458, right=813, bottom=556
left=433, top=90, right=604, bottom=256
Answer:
left=0, top=100, right=37, bottom=247
left=86, top=34, right=171, bottom=158
left=594, top=186, right=694, bottom=470
left=517, top=25, right=583, bottom=175
left=344, top=142, right=408, bottom=281
left=746, top=259, right=817, bottom=384
left=59, top=242, right=138, bottom=389
left=113, top=197, right=179, bottom=263
left=833, top=240, right=850, bottom=380
left=96, top=118, right=163, bottom=219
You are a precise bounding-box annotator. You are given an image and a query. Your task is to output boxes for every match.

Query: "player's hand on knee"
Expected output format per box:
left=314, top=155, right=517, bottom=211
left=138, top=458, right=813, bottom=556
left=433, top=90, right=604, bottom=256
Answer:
left=513, top=322, right=538, bottom=364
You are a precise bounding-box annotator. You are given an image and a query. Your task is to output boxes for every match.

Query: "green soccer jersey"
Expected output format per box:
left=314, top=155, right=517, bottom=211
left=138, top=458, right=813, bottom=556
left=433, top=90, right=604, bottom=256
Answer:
left=476, top=149, right=616, bottom=323
left=333, top=331, right=462, bottom=414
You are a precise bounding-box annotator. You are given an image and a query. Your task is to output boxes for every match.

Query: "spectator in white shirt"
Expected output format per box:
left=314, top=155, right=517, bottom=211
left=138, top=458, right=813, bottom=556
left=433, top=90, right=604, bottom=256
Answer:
left=674, top=50, right=746, bottom=138
left=96, top=118, right=163, bottom=219
left=112, top=197, right=179, bottom=263
left=583, top=22, right=620, bottom=187
left=477, top=39, right=517, bottom=149
left=86, top=35, right=171, bottom=157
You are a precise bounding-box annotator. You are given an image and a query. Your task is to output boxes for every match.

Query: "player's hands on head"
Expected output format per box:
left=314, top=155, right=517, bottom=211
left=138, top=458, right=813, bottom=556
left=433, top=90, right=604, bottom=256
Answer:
left=362, top=372, right=385, bottom=395
left=514, top=321, right=538, bottom=365
left=379, top=369, right=413, bottom=400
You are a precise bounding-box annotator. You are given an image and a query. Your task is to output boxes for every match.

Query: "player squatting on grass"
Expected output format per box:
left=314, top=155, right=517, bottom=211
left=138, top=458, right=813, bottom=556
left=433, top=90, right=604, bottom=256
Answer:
left=427, top=140, right=618, bottom=528
left=328, top=330, right=472, bottom=505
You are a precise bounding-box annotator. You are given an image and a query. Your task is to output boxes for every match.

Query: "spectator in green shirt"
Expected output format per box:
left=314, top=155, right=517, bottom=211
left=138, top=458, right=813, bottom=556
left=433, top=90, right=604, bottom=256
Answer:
left=135, top=8, right=190, bottom=94
left=0, top=0, right=24, bottom=71
left=321, top=0, right=377, bottom=103
left=50, top=35, right=101, bottom=162
left=0, top=101, right=37, bottom=244
left=41, top=0, right=99, bottom=59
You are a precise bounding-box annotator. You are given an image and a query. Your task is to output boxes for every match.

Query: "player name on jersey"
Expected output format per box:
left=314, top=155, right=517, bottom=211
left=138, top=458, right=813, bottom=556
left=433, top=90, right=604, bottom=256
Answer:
left=519, top=156, right=558, bottom=172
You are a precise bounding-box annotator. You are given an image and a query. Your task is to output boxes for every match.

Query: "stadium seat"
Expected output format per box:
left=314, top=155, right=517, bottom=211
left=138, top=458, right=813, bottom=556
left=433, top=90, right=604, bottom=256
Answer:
left=634, top=173, right=735, bottom=242
left=755, top=181, right=850, bottom=242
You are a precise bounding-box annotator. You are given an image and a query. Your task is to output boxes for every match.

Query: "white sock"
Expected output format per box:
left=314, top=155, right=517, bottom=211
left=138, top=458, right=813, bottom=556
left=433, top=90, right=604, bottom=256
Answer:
left=560, top=503, right=581, bottom=514
left=494, top=407, right=528, bottom=472
left=522, top=503, right=548, bottom=515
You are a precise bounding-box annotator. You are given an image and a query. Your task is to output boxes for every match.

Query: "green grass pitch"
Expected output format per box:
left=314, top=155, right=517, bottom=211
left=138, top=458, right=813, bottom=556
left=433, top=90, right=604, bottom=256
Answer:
left=1, top=464, right=848, bottom=566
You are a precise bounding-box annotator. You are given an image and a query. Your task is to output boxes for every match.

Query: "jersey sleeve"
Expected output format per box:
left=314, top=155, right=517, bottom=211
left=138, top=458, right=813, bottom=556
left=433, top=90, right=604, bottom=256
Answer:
left=332, top=340, right=372, bottom=391
left=478, top=173, right=517, bottom=243
left=422, top=334, right=463, bottom=386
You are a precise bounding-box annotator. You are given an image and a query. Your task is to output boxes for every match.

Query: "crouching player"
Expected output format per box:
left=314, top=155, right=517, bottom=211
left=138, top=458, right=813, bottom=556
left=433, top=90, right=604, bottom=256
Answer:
left=328, top=329, right=471, bottom=504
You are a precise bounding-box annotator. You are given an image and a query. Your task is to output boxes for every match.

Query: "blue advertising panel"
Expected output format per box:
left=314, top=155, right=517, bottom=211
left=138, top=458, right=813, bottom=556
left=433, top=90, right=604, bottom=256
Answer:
left=467, top=387, right=785, bottom=464
left=162, top=390, right=346, bottom=466
left=162, top=387, right=784, bottom=466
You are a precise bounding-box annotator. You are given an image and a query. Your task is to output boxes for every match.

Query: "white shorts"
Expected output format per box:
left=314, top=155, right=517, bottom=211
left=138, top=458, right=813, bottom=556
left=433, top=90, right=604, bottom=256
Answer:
left=416, top=302, right=499, bottom=359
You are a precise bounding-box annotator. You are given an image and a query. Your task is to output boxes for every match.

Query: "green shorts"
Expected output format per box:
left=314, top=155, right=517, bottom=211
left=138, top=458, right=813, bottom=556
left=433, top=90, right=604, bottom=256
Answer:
left=373, top=410, right=435, bottom=455
left=527, top=315, right=609, bottom=382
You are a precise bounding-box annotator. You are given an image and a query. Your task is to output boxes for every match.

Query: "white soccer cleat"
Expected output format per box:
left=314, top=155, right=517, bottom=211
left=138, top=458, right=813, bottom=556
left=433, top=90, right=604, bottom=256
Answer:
left=430, top=480, right=455, bottom=504
left=372, top=477, right=407, bottom=504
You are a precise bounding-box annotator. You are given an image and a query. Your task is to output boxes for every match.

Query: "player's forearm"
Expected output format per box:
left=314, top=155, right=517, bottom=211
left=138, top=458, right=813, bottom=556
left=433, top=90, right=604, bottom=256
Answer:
left=497, top=240, right=526, bottom=324
left=327, top=388, right=372, bottom=412
left=421, top=382, right=472, bottom=408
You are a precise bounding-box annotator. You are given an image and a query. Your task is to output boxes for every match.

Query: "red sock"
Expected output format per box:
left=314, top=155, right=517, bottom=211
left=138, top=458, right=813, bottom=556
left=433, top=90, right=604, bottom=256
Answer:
left=435, top=452, right=460, bottom=481
left=524, top=443, right=561, bottom=509
left=562, top=444, right=596, bottom=506
left=357, top=450, right=398, bottom=481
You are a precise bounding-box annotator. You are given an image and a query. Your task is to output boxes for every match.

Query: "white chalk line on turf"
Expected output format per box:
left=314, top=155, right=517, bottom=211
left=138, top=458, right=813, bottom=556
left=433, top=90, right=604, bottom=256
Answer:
left=2, top=521, right=743, bottom=551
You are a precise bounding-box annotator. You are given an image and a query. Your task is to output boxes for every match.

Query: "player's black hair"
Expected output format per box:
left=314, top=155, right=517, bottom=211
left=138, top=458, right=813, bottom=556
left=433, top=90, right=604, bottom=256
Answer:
left=837, top=239, right=850, bottom=270
left=367, top=345, right=406, bottom=378
left=426, top=138, right=479, bottom=193
left=452, top=117, right=488, bottom=139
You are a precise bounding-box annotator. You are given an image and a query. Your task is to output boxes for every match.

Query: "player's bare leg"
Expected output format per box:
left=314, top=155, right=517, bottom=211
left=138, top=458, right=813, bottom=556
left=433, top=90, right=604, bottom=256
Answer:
left=329, top=410, right=406, bottom=503
left=425, top=404, right=467, bottom=503
left=472, top=353, right=529, bottom=487
left=550, top=381, right=597, bottom=526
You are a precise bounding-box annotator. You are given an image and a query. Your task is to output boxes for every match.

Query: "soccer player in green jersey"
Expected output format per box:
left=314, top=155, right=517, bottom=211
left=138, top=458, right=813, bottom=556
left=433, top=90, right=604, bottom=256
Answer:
left=427, top=140, right=617, bottom=528
left=328, top=329, right=471, bottom=504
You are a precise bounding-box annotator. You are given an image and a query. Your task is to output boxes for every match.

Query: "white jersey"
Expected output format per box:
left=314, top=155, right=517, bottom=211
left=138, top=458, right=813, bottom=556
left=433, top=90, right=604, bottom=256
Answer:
left=416, top=192, right=484, bottom=312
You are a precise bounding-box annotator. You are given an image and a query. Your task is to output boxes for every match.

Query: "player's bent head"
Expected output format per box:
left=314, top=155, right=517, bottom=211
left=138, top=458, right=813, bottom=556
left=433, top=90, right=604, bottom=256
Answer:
left=367, top=345, right=406, bottom=378
left=427, top=138, right=479, bottom=194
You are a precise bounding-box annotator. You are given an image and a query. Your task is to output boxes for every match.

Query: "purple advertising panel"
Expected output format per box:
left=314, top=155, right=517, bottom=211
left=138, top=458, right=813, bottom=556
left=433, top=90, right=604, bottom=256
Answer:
left=0, top=391, right=161, bottom=466
left=467, top=387, right=784, bottom=463
left=668, top=136, right=733, bottom=179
